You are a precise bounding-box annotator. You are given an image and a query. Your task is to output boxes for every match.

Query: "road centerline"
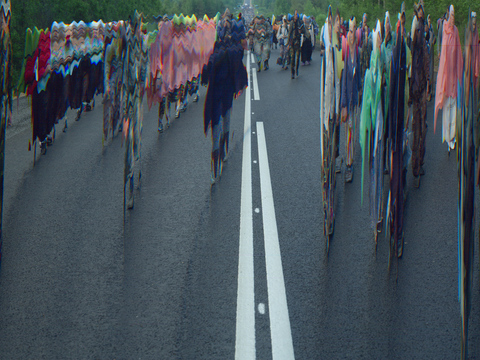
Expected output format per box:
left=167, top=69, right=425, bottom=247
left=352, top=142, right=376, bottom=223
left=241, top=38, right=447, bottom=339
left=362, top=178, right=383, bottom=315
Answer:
left=251, top=68, right=260, bottom=101
left=235, top=50, right=256, bottom=360
left=256, top=122, right=295, bottom=360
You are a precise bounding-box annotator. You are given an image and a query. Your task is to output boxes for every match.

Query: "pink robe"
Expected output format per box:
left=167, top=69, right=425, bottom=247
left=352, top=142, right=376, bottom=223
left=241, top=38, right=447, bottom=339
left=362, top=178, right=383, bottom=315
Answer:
left=434, top=20, right=463, bottom=132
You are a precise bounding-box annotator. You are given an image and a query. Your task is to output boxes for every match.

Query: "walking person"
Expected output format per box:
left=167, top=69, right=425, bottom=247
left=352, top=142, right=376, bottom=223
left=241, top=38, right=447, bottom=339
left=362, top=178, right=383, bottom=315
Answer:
left=387, top=2, right=410, bottom=258
left=320, top=6, right=338, bottom=240
left=459, top=13, right=477, bottom=360
left=359, top=20, right=384, bottom=242
left=410, top=1, right=430, bottom=188
left=426, top=15, right=436, bottom=101
left=288, top=10, right=304, bottom=79
left=277, top=16, right=289, bottom=69
left=333, top=8, right=344, bottom=173
left=301, top=15, right=313, bottom=65
left=435, top=4, right=463, bottom=153
left=340, top=17, right=361, bottom=183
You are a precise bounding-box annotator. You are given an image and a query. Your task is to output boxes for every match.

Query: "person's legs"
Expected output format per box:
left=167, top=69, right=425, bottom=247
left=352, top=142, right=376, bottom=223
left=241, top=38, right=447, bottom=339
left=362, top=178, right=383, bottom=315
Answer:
left=411, top=98, right=421, bottom=179
left=158, top=98, right=165, bottom=132
left=419, top=91, right=427, bottom=171
left=295, top=49, right=300, bottom=75
left=211, top=119, right=223, bottom=183
left=290, top=46, right=296, bottom=78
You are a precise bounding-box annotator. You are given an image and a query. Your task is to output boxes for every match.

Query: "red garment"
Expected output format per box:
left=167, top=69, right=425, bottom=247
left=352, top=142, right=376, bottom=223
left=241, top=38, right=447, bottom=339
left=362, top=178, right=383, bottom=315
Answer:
left=24, top=31, right=51, bottom=96
left=434, top=19, right=463, bottom=131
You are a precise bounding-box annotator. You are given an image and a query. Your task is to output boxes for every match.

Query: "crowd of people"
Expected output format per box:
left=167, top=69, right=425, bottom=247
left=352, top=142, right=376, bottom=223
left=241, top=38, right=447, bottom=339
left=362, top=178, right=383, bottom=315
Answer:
left=247, top=12, right=318, bottom=79
left=317, top=2, right=478, bottom=358
left=2, top=2, right=480, bottom=356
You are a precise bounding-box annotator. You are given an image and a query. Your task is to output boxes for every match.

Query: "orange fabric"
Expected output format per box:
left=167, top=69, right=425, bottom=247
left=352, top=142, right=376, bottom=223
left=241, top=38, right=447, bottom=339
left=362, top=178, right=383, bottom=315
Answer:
left=434, top=19, right=463, bottom=132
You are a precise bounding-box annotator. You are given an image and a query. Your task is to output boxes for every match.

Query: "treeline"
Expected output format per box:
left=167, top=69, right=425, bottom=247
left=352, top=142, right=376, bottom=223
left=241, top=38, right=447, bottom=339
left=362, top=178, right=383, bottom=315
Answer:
left=10, top=0, right=236, bottom=89
left=266, top=0, right=477, bottom=41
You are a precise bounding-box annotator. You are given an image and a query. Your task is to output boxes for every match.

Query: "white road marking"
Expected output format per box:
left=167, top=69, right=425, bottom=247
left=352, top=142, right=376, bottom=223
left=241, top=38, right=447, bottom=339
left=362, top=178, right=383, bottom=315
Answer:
left=255, top=208, right=260, bottom=213
left=251, top=69, right=260, bottom=101
left=235, top=50, right=256, bottom=360
left=247, top=51, right=251, bottom=89
left=256, top=122, right=295, bottom=360
left=251, top=52, right=255, bottom=64
left=258, top=303, right=266, bottom=315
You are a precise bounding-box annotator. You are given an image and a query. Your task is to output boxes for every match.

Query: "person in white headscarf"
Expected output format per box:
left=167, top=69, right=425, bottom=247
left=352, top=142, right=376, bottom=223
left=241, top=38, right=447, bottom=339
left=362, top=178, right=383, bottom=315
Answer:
left=277, top=16, right=289, bottom=69
left=434, top=4, right=463, bottom=153
left=320, top=6, right=338, bottom=237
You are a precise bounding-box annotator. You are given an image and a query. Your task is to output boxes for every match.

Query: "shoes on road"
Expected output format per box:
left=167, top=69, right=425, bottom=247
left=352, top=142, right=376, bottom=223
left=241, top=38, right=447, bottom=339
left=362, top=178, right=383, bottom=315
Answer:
left=419, top=166, right=425, bottom=176
left=397, top=233, right=404, bottom=258
left=40, top=141, right=47, bottom=155
left=158, top=120, right=164, bottom=133
left=127, top=196, right=134, bottom=210
left=291, top=74, right=294, bottom=79
left=413, top=175, right=420, bottom=189
left=193, top=94, right=199, bottom=102
left=335, top=157, right=342, bottom=173
left=345, top=165, right=353, bottom=183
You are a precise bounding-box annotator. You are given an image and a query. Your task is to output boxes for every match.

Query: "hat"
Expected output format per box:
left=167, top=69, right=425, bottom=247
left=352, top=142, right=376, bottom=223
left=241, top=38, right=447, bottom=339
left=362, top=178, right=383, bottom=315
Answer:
left=472, top=11, right=477, bottom=18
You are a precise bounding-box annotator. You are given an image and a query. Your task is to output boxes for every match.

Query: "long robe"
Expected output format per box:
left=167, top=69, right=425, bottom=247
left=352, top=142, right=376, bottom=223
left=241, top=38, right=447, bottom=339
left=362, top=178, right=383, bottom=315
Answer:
left=320, top=23, right=337, bottom=235
left=434, top=20, right=463, bottom=140
left=388, top=28, right=408, bottom=250
left=360, top=48, right=383, bottom=234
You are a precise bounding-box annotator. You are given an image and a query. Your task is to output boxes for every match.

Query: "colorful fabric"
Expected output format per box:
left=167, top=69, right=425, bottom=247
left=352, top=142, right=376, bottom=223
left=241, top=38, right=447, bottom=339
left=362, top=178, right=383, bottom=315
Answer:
left=434, top=17, right=463, bottom=132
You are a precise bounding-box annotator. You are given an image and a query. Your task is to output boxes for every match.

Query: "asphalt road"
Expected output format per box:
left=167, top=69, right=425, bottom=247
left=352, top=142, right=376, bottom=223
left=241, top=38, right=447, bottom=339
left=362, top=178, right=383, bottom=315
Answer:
left=0, top=47, right=478, bottom=359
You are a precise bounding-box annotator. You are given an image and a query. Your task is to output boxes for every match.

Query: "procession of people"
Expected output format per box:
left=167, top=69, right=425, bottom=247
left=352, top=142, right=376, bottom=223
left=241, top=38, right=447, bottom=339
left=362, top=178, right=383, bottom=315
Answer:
left=1, top=1, right=480, bottom=357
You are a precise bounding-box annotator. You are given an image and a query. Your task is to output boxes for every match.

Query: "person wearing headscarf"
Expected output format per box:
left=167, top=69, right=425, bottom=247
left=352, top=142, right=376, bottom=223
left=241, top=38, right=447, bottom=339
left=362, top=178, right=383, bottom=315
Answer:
left=340, top=17, right=360, bottom=183
left=387, top=2, right=410, bottom=258
left=459, top=13, right=476, bottom=360
left=288, top=10, right=305, bottom=79
left=435, top=4, right=463, bottom=153
left=251, top=15, right=272, bottom=71
left=301, top=15, right=313, bottom=65
left=320, top=7, right=338, bottom=237
left=277, top=16, right=289, bottom=70
left=359, top=20, right=384, bottom=243
left=410, top=1, right=430, bottom=188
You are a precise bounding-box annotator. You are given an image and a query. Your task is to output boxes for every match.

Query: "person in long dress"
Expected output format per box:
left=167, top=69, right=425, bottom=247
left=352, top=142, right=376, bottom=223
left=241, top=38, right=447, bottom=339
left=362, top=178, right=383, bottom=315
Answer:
left=434, top=4, right=463, bottom=153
